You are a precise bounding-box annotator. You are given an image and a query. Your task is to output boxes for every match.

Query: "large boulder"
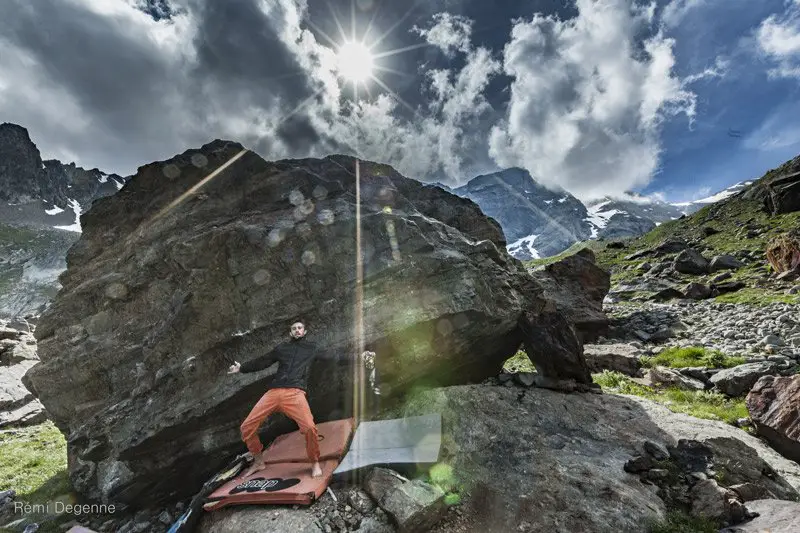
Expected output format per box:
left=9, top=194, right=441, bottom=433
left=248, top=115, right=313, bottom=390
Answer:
left=392, top=384, right=800, bottom=533
left=747, top=375, right=800, bottom=463
left=529, top=248, right=611, bottom=342
left=673, top=249, right=709, bottom=275
left=23, top=143, right=592, bottom=505
left=766, top=230, right=800, bottom=274
left=710, top=362, right=780, bottom=397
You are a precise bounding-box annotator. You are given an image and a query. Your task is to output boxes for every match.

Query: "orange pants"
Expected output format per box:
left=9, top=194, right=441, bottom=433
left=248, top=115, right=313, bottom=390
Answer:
left=240, top=388, right=320, bottom=461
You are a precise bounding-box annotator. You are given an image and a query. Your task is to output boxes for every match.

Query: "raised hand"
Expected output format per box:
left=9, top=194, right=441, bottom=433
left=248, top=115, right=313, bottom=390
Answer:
left=228, top=361, right=241, bottom=374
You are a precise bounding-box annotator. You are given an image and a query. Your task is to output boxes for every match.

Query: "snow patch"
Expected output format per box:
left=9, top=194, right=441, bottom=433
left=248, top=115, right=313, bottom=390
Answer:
left=557, top=197, right=568, bottom=203
left=98, top=173, right=108, bottom=184
left=673, top=182, right=748, bottom=207
left=585, top=201, right=622, bottom=238
left=54, top=199, right=82, bottom=233
left=544, top=200, right=553, bottom=205
left=112, top=177, right=124, bottom=190
left=508, top=234, right=541, bottom=259
left=45, top=205, right=64, bottom=215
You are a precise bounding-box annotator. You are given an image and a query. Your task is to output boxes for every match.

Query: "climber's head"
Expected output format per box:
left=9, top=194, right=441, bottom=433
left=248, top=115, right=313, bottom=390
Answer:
left=289, top=321, right=306, bottom=339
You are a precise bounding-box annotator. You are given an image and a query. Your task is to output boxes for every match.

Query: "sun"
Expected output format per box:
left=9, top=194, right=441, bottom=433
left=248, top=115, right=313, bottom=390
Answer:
left=337, top=40, right=374, bottom=84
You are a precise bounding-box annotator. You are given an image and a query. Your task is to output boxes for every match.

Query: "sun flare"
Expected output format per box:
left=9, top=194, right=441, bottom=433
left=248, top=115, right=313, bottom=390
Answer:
left=337, top=40, right=374, bottom=84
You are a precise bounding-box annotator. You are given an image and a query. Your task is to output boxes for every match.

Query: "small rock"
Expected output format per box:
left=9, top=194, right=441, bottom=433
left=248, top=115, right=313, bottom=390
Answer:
left=624, top=455, right=654, bottom=473
left=643, top=441, right=670, bottom=461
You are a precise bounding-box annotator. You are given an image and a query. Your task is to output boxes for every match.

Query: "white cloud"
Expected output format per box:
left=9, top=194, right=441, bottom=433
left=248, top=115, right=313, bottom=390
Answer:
left=757, top=0, right=800, bottom=78
left=411, top=13, right=473, bottom=57
left=488, top=0, right=699, bottom=201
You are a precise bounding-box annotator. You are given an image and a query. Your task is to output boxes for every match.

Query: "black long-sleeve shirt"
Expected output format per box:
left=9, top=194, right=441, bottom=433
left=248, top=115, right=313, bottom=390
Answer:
left=239, top=336, right=342, bottom=392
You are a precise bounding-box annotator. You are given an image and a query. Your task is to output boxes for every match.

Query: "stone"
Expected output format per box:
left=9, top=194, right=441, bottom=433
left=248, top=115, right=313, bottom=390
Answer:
left=674, top=249, right=709, bottom=275
left=648, top=367, right=706, bottom=390
left=529, top=248, right=611, bottom=343
left=24, top=147, right=594, bottom=504
left=347, top=488, right=375, bottom=514
left=714, top=281, right=746, bottom=294
left=689, top=479, right=746, bottom=525
left=649, top=287, right=684, bottom=301
left=684, top=282, right=712, bottom=300
left=728, top=483, right=774, bottom=502
left=583, top=344, right=642, bottom=376
left=710, top=255, right=744, bottom=272
left=364, top=468, right=446, bottom=533
left=356, top=516, right=394, bottom=533
left=199, top=507, right=322, bottom=533
left=655, top=238, right=689, bottom=254
left=710, top=362, right=780, bottom=397
left=747, top=375, right=800, bottom=464
left=395, top=385, right=800, bottom=533
left=643, top=440, right=670, bottom=461
left=623, top=455, right=654, bottom=473
left=514, top=372, right=536, bottom=387
left=720, top=499, right=800, bottom=533
left=766, top=230, right=800, bottom=273
left=711, top=272, right=733, bottom=283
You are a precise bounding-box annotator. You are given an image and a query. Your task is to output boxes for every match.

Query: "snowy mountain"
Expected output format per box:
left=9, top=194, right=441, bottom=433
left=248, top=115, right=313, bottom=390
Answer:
left=672, top=181, right=755, bottom=214
left=452, top=168, right=592, bottom=260
left=447, top=170, right=753, bottom=261
left=0, top=123, right=126, bottom=233
left=0, top=123, right=127, bottom=317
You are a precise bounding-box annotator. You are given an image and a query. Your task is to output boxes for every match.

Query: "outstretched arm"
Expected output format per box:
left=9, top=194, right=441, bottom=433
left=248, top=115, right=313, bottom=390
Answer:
left=229, top=348, right=278, bottom=374
left=239, top=350, right=278, bottom=373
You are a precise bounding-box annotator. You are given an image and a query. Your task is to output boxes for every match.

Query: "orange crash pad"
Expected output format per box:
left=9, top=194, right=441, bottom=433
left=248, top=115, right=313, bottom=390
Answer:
left=204, top=459, right=338, bottom=509
left=264, top=418, right=354, bottom=464
left=204, top=418, right=354, bottom=510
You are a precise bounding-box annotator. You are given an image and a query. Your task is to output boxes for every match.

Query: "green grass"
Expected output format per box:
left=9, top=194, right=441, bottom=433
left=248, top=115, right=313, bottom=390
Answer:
left=640, top=346, right=746, bottom=369
left=593, top=371, right=748, bottom=425
left=591, top=170, right=800, bottom=302
left=502, top=350, right=536, bottom=373
left=0, top=422, right=71, bottom=533
left=713, top=287, right=800, bottom=305
left=648, top=511, right=720, bottom=533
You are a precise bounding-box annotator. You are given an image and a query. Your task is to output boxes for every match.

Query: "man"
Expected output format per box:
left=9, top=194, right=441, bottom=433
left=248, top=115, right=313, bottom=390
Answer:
left=228, top=321, right=375, bottom=478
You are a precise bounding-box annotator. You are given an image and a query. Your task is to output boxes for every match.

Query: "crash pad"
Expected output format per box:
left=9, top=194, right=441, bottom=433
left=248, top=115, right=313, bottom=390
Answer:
left=334, top=413, right=441, bottom=474
left=204, top=459, right=339, bottom=509
left=263, top=418, right=354, bottom=464
left=66, top=528, right=98, bottom=533
left=204, top=418, right=354, bottom=510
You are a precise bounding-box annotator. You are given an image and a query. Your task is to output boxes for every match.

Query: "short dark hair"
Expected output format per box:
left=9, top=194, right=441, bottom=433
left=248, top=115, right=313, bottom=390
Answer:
left=290, top=319, right=306, bottom=327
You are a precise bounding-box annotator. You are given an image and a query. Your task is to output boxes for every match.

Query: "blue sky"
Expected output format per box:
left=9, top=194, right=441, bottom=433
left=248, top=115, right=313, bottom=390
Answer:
left=649, top=0, right=800, bottom=202
left=0, top=0, right=799, bottom=203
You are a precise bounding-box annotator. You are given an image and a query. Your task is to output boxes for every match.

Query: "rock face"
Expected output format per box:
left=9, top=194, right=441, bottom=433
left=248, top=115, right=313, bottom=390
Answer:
left=24, top=144, right=592, bottom=505
left=0, top=323, right=46, bottom=427
left=394, top=385, right=800, bottom=533
left=453, top=168, right=591, bottom=260
left=744, top=155, right=800, bottom=215
left=529, top=248, right=611, bottom=342
left=747, top=375, right=800, bottom=463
